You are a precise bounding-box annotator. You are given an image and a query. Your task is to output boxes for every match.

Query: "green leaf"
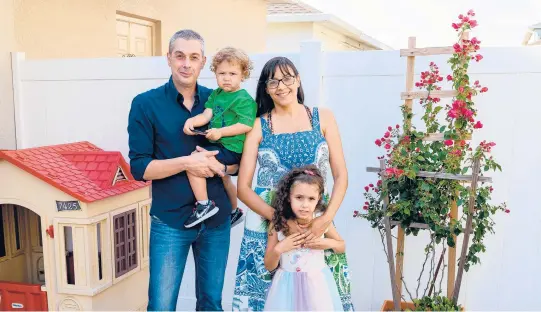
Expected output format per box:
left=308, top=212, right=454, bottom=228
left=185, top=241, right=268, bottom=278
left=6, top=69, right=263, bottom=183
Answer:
left=461, top=167, right=468, bottom=174
left=439, top=125, right=446, bottom=132
left=417, top=156, right=425, bottom=161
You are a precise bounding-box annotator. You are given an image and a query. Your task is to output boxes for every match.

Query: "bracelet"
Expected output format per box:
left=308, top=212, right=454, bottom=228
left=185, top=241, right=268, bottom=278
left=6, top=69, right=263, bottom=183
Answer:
left=224, top=164, right=227, bottom=174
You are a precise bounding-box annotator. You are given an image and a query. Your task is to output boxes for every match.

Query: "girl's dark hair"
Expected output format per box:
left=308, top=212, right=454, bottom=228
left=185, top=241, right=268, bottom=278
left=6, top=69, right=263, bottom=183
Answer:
left=255, top=56, right=305, bottom=117
left=271, top=165, right=326, bottom=235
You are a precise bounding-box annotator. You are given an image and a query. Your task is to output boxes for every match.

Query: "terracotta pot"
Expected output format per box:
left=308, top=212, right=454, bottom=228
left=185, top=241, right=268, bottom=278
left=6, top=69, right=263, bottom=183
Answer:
left=380, top=300, right=415, bottom=311
left=380, top=300, right=465, bottom=311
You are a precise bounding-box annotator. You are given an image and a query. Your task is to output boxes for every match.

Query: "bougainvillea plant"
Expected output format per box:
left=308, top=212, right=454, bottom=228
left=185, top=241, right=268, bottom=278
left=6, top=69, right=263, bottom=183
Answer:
left=354, top=10, right=509, bottom=305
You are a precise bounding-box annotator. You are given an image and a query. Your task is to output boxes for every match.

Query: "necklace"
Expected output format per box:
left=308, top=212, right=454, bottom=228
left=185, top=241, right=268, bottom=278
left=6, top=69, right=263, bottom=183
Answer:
left=295, top=218, right=312, bottom=229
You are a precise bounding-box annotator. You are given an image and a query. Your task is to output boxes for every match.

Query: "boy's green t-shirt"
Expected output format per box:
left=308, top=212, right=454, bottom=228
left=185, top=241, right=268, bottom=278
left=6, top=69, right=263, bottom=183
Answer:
left=204, top=88, right=257, bottom=154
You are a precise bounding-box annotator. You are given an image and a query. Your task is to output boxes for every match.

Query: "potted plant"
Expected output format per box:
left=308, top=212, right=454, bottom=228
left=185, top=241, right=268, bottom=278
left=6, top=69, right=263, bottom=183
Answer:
left=354, top=10, right=509, bottom=311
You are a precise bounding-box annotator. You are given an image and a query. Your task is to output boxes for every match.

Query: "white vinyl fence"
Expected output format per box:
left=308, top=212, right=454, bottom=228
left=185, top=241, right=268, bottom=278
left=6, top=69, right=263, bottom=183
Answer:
left=10, top=41, right=541, bottom=311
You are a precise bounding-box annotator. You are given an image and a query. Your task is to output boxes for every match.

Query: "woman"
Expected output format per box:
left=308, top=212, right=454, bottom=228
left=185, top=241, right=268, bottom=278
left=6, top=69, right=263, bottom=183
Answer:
left=232, top=56, right=353, bottom=311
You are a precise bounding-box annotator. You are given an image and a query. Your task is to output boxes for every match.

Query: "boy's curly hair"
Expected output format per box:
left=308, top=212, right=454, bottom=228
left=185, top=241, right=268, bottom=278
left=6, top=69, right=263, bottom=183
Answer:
left=271, top=165, right=326, bottom=236
left=210, top=47, right=253, bottom=79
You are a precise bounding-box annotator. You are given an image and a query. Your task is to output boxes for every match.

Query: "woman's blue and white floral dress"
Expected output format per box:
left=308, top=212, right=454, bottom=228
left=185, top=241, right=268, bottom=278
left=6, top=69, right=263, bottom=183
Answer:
left=232, top=107, right=354, bottom=311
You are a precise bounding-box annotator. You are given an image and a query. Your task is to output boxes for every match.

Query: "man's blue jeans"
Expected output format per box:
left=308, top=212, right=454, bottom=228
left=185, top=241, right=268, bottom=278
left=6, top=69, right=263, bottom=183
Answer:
left=147, top=215, right=231, bottom=311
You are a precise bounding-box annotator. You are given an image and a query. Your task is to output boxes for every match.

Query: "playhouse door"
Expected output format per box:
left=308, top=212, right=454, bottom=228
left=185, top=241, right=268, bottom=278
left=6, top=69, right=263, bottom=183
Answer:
left=0, top=281, right=48, bottom=311
left=27, top=211, right=44, bottom=285
left=31, top=254, right=45, bottom=284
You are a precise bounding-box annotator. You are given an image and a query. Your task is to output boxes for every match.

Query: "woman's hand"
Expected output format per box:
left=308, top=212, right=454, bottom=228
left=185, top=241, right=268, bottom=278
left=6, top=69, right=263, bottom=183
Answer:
left=297, top=214, right=332, bottom=243
left=303, top=237, right=335, bottom=250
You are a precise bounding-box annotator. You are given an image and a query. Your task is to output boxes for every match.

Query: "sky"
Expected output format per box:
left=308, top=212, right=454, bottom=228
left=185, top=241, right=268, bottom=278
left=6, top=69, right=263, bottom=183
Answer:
left=301, top=0, right=541, bottom=49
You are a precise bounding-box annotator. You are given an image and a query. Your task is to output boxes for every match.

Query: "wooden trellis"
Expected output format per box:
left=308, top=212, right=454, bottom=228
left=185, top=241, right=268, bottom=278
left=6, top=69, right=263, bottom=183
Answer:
left=366, top=34, right=493, bottom=310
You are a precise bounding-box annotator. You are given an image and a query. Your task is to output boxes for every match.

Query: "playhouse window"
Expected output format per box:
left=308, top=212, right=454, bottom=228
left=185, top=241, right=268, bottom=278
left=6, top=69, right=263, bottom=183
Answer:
left=96, top=222, right=103, bottom=281
left=113, top=209, right=137, bottom=278
left=64, top=226, right=75, bottom=285
left=54, top=214, right=112, bottom=296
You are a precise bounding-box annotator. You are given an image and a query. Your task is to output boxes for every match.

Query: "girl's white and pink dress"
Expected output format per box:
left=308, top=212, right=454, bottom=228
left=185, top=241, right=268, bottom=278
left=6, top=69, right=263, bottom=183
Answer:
left=264, top=230, right=344, bottom=311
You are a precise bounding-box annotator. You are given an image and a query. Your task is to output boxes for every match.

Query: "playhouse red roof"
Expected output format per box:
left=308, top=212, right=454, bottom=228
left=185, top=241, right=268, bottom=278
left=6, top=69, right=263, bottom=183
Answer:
left=0, top=141, right=149, bottom=203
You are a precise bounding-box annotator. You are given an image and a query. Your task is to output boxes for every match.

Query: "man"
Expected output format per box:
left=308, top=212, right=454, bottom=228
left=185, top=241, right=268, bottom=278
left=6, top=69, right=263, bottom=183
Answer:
left=128, top=29, right=237, bottom=311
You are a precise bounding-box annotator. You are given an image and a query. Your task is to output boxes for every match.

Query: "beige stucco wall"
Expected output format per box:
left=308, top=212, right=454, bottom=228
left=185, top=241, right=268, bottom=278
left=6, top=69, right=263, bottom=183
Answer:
left=313, top=23, right=374, bottom=51
left=12, top=0, right=267, bottom=60
left=0, top=0, right=16, bottom=150
left=266, top=22, right=315, bottom=52
left=266, top=21, right=375, bottom=52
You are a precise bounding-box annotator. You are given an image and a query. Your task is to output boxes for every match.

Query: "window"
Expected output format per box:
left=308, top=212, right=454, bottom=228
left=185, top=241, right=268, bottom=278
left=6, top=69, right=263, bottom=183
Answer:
left=116, top=13, right=159, bottom=57
left=54, top=214, right=111, bottom=295
left=114, top=209, right=137, bottom=278
left=97, top=223, right=102, bottom=280
left=112, top=167, right=128, bottom=185
left=64, top=226, right=75, bottom=285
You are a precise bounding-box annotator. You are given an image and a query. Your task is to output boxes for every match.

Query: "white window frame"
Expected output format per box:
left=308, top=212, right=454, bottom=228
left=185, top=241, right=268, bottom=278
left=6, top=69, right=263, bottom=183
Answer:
left=53, top=213, right=112, bottom=296
left=139, top=199, right=151, bottom=268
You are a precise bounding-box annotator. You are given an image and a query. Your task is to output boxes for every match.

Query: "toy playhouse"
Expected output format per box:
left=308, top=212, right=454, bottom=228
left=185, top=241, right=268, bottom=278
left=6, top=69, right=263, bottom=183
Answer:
left=0, top=141, right=151, bottom=311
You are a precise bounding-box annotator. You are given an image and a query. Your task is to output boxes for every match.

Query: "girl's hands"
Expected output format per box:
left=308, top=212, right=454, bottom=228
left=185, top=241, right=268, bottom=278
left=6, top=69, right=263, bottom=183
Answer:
left=275, top=232, right=307, bottom=254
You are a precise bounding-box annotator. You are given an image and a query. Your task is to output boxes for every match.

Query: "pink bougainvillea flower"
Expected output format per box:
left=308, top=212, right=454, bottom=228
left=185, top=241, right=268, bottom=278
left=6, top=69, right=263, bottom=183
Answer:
left=444, top=140, right=454, bottom=146
left=474, top=121, right=483, bottom=129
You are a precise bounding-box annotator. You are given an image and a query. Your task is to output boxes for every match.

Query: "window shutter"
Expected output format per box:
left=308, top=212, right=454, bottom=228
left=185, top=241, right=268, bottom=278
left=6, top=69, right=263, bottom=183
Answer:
left=114, top=213, right=127, bottom=278
left=113, top=209, right=137, bottom=278
left=126, top=210, right=137, bottom=270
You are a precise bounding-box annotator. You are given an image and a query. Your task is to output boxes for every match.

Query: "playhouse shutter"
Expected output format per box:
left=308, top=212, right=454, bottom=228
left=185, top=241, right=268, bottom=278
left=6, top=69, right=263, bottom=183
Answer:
left=113, top=209, right=137, bottom=278
left=113, top=213, right=127, bottom=277
left=126, top=210, right=137, bottom=270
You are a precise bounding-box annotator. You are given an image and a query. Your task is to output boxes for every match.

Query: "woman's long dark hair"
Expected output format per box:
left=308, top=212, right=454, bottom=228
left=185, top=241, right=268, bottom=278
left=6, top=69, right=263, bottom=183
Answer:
left=271, top=165, right=326, bottom=236
left=255, top=57, right=305, bottom=117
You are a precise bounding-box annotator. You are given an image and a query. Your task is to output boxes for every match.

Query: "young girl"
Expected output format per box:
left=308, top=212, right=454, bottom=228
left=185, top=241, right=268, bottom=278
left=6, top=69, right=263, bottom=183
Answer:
left=264, top=165, right=345, bottom=311
left=183, top=47, right=256, bottom=228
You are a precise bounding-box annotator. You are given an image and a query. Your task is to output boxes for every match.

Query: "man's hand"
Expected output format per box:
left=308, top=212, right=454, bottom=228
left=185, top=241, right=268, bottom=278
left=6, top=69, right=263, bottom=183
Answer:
left=195, top=146, right=239, bottom=176
left=190, top=146, right=225, bottom=177
left=184, top=118, right=196, bottom=135
left=186, top=149, right=225, bottom=178
left=205, top=128, right=222, bottom=141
